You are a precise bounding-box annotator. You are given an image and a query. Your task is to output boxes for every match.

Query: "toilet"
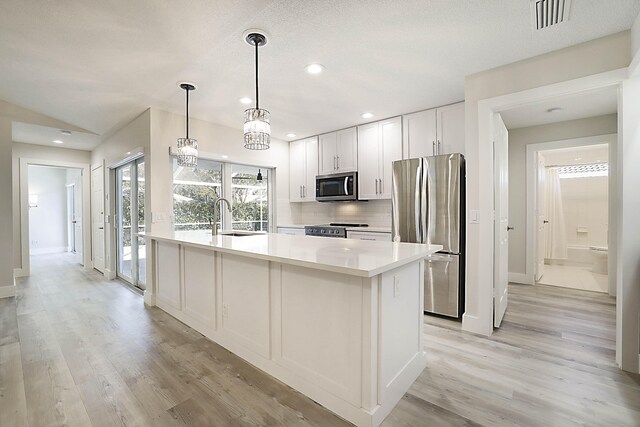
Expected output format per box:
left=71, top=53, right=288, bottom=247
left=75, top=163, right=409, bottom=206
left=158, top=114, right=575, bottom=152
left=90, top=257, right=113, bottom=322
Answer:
left=589, top=246, right=608, bottom=274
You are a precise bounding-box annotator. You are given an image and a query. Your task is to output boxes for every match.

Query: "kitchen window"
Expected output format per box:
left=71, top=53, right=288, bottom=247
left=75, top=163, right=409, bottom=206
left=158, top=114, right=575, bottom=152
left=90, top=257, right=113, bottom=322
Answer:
left=172, top=159, right=273, bottom=233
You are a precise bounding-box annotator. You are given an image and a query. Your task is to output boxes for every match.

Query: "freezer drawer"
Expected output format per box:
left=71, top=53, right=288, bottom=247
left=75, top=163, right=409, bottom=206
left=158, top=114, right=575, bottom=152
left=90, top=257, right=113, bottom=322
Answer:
left=424, top=253, right=460, bottom=317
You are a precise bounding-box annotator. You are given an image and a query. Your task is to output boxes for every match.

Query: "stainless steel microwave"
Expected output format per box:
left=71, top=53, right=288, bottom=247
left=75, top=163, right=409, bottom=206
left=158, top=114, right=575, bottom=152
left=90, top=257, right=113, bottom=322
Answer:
left=315, top=172, right=358, bottom=202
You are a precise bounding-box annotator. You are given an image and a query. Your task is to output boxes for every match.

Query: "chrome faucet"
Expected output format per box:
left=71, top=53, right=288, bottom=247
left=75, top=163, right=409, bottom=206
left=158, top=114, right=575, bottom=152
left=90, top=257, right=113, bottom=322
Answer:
left=212, top=197, right=231, bottom=236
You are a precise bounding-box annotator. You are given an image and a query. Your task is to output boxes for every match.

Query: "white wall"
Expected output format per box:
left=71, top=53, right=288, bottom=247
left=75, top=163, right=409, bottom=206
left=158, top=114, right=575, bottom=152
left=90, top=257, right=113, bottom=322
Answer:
left=286, top=200, right=391, bottom=228
left=463, top=31, right=630, bottom=336
left=507, top=115, right=617, bottom=274
left=27, top=166, right=68, bottom=254
left=12, top=142, right=91, bottom=270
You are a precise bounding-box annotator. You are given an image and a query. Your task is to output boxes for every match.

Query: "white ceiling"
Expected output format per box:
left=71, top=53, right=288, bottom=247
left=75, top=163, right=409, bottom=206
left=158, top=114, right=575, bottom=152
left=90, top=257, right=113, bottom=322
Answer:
left=12, top=122, right=101, bottom=150
left=500, top=86, right=618, bottom=129
left=1, top=0, right=638, bottom=148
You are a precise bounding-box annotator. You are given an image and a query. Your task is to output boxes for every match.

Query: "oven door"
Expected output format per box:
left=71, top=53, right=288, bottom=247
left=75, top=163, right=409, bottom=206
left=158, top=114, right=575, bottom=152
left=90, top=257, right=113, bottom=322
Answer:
left=316, top=172, right=357, bottom=201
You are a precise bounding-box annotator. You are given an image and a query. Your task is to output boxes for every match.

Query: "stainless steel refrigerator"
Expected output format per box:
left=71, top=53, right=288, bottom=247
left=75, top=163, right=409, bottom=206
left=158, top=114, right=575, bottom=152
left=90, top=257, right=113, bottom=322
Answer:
left=391, top=154, right=465, bottom=318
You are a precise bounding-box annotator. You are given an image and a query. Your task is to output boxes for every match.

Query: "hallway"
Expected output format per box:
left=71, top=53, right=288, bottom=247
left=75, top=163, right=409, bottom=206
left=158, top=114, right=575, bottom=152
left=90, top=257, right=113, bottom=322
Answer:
left=1, top=254, right=639, bottom=426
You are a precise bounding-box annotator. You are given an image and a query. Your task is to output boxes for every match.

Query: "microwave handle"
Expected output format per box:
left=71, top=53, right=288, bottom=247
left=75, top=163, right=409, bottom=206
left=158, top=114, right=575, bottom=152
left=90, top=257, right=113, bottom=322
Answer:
left=344, top=176, right=349, bottom=196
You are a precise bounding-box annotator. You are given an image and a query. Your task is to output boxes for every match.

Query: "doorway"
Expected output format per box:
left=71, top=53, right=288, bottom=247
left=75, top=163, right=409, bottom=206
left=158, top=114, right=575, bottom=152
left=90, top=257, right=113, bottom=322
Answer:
left=27, top=165, right=83, bottom=263
left=115, top=157, right=145, bottom=289
left=534, top=144, right=609, bottom=293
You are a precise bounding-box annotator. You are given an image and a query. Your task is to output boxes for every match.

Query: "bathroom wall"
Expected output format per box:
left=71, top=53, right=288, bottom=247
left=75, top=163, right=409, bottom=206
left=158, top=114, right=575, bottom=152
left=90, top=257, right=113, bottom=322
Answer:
left=27, top=165, right=68, bottom=254
left=560, top=176, right=608, bottom=248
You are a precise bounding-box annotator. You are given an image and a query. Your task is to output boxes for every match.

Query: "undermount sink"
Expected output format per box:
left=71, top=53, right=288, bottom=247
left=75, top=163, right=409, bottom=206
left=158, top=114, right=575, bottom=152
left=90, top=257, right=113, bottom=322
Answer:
left=218, top=230, right=265, bottom=237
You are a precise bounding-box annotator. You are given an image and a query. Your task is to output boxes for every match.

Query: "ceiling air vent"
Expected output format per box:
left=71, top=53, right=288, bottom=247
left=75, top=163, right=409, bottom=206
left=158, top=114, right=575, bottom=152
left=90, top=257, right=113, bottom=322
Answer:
left=531, top=0, right=572, bottom=30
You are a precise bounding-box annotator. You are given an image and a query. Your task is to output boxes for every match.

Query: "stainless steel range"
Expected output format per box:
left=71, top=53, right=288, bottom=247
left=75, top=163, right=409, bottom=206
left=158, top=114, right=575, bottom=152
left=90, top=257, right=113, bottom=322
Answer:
left=304, top=223, right=368, bottom=238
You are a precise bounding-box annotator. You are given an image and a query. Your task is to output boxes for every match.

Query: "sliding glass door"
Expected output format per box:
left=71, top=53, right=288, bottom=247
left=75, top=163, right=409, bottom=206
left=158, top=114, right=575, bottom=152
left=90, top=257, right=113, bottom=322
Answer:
left=116, top=157, right=145, bottom=289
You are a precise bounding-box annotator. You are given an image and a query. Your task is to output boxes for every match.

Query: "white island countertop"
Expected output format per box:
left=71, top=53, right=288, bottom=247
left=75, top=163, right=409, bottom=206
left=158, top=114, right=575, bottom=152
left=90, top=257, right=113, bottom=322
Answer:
left=140, top=231, right=440, bottom=278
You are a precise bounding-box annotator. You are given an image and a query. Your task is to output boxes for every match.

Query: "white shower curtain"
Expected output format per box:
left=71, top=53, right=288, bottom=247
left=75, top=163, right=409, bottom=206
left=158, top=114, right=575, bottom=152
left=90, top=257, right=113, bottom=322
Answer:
left=544, top=167, right=568, bottom=260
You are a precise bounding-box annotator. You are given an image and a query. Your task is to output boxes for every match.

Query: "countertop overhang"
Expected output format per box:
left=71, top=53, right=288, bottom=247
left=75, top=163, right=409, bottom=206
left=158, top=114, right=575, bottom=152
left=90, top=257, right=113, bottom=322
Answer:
left=139, top=231, right=441, bottom=278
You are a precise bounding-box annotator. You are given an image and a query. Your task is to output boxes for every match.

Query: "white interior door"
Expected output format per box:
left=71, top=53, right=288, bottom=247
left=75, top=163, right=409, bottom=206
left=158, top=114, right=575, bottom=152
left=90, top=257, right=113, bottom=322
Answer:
left=74, top=174, right=83, bottom=265
left=535, top=152, right=547, bottom=282
left=493, top=113, right=509, bottom=328
left=67, top=185, right=75, bottom=252
left=91, top=165, right=105, bottom=272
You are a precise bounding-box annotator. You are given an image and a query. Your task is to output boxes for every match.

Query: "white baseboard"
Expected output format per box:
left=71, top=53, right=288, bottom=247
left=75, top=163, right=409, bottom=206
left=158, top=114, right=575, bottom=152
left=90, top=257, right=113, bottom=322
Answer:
left=13, top=268, right=27, bottom=278
left=30, top=246, right=68, bottom=255
left=105, top=268, right=116, bottom=280
left=508, top=272, right=532, bottom=285
left=0, top=285, right=16, bottom=299
left=462, top=313, right=492, bottom=337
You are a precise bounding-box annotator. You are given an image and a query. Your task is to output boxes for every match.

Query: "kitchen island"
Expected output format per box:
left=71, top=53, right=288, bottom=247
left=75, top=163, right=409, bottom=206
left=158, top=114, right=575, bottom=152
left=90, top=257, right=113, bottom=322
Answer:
left=139, top=231, right=440, bottom=427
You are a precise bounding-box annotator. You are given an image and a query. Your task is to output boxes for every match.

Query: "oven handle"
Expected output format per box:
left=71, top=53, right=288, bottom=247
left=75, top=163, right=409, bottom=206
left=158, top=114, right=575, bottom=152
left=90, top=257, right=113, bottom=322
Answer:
left=344, top=176, right=349, bottom=196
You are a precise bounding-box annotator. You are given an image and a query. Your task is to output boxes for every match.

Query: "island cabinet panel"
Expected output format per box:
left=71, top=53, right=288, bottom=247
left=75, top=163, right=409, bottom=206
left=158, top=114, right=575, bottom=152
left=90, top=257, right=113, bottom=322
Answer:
left=220, top=253, right=270, bottom=359
left=273, top=264, right=364, bottom=406
left=183, top=246, right=216, bottom=329
left=156, top=242, right=181, bottom=310
left=379, top=261, right=423, bottom=404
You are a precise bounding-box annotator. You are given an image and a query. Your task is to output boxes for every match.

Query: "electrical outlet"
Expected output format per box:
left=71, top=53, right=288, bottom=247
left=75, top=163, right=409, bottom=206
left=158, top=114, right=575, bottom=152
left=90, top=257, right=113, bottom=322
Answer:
left=394, top=276, right=400, bottom=298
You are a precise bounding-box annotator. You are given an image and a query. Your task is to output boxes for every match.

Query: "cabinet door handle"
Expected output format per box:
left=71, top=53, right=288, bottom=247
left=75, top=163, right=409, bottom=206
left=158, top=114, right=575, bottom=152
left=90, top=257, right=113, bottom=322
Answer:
left=375, top=179, right=378, bottom=194
left=337, top=156, right=340, bottom=170
left=432, top=141, right=436, bottom=156
left=437, top=140, right=441, bottom=154
left=303, top=185, right=306, bottom=198
left=379, top=178, right=382, bottom=194
left=300, top=185, right=303, bottom=198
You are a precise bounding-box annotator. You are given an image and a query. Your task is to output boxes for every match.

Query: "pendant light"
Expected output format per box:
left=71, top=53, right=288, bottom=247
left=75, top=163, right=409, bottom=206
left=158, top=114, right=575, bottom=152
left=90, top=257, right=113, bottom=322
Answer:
left=177, top=83, right=198, bottom=167
left=256, top=169, right=263, bottom=181
left=243, top=31, right=270, bottom=150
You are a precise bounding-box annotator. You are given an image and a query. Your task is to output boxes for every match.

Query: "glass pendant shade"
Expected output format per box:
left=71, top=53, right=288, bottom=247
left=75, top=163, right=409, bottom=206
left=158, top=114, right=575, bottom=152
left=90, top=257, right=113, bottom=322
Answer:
left=243, top=108, right=271, bottom=150
left=177, top=137, right=198, bottom=167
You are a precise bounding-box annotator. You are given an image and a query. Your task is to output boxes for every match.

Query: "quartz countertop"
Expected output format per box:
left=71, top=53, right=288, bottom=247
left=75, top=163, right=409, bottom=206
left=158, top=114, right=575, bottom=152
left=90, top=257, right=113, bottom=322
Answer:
left=139, top=231, right=439, bottom=278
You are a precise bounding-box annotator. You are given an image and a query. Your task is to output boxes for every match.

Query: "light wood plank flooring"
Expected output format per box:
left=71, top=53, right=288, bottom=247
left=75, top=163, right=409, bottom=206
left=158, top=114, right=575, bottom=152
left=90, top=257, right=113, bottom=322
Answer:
left=1, top=253, right=639, bottom=426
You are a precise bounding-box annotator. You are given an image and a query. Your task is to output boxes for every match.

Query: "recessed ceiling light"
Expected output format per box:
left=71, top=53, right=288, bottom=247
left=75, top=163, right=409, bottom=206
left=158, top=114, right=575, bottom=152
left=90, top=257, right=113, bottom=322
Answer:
left=286, top=133, right=297, bottom=138
left=60, top=130, right=72, bottom=135
left=126, top=151, right=131, bottom=155
left=361, top=112, right=374, bottom=119
left=239, top=97, right=253, bottom=105
left=53, top=140, right=63, bottom=144
left=547, top=107, right=562, bottom=113
left=222, top=155, right=229, bottom=159
left=305, top=63, right=324, bottom=75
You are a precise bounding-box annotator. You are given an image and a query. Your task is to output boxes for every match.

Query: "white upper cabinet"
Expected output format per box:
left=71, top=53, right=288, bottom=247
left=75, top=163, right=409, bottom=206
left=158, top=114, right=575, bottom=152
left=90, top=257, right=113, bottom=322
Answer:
left=289, top=136, right=318, bottom=202
left=319, top=127, right=357, bottom=175
left=402, top=102, right=465, bottom=158
left=357, top=116, right=402, bottom=200
left=436, top=102, right=465, bottom=155
left=403, top=108, right=436, bottom=159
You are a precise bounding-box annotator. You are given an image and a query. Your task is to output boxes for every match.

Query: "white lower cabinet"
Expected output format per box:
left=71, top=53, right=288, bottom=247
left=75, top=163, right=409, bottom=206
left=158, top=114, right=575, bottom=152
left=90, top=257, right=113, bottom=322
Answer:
left=347, top=231, right=392, bottom=241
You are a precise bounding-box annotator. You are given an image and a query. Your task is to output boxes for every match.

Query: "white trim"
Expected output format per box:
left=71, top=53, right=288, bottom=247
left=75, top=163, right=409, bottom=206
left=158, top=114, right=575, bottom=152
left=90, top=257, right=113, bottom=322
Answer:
left=508, top=272, right=531, bottom=285
left=525, top=134, right=617, bottom=286
left=13, top=268, right=26, bottom=278
left=19, top=158, right=92, bottom=276
left=0, top=285, right=15, bottom=299
left=470, top=68, right=626, bottom=358
left=106, top=146, right=145, bottom=170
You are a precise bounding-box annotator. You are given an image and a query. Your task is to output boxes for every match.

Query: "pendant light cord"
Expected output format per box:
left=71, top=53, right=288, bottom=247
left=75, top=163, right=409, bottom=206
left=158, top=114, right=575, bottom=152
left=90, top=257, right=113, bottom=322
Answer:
left=185, top=87, right=190, bottom=139
left=255, top=38, right=259, bottom=109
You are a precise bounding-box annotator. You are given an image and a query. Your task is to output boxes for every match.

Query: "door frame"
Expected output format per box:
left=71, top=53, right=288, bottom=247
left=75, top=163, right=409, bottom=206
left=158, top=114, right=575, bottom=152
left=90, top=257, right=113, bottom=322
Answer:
left=18, top=158, right=91, bottom=276
left=66, top=183, right=75, bottom=253
left=524, top=134, right=617, bottom=289
left=472, top=67, right=636, bottom=371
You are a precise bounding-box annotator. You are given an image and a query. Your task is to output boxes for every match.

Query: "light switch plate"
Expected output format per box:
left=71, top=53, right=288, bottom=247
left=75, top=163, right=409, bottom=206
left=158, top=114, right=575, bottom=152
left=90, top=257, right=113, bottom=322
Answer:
left=470, top=209, right=480, bottom=224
